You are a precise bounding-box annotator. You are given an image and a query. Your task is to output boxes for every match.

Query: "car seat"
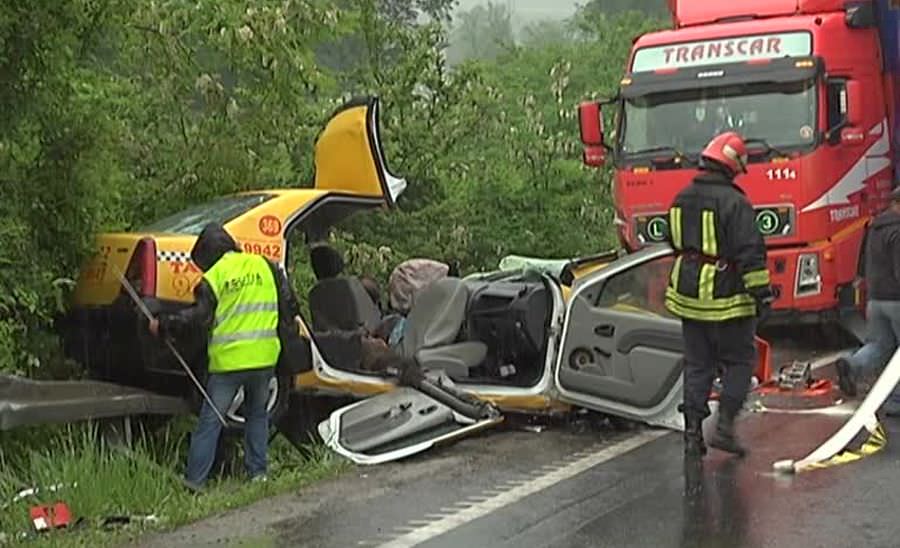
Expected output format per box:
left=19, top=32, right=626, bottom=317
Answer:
left=308, top=244, right=382, bottom=333
left=309, top=279, right=383, bottom=333
left=399, top=277, right=487, bottom=379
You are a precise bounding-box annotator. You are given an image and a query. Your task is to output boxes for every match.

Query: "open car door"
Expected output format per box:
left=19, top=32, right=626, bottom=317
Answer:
left=554, top=245, right=687, bottom=430
left=318, top=377, right=503, bottom=465
left=313, top=96, right=407, bottom=205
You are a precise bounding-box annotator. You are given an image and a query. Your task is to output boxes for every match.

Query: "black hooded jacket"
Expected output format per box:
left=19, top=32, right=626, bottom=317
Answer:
left=864, top=209, right=900, bottom=301
left=159, top=223, right=300, bottom=338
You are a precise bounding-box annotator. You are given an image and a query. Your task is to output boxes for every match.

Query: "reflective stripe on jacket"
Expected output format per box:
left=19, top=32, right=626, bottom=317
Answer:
left=665, top=171, right=771, bottom=322
left=204, top=252, right=281, bottom=373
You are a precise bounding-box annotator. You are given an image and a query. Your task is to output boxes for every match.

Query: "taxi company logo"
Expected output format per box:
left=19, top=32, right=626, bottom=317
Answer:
left=830, top=205, right=860, bottom=222
left=632, top=32, right=812, bottom=72
left=259, top=215, right=282, bottom=237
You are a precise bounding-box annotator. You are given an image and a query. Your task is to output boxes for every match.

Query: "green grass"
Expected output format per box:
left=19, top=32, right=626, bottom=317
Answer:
left=0, top=420, right=350, bottom=547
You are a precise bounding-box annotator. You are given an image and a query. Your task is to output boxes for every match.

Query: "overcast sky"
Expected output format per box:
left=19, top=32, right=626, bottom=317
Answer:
left=455, top=0, right=582, bottom=21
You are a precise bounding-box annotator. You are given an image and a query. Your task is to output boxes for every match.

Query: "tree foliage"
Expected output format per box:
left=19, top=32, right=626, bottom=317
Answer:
left=0, top=0, right=665, bottom=374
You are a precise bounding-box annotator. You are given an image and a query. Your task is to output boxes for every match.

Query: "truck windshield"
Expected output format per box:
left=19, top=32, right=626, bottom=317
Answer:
left=143, top=193, right=274, bottom=235
left=620, top=79, right=816, bottom=161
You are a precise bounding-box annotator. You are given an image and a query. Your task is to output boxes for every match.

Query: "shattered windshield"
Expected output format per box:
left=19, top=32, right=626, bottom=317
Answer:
left=620, top=79, right=817, bottom=160
left=143, top=193, right=274, bottom=235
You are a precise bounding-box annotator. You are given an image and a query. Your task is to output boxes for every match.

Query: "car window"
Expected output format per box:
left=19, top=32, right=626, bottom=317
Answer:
left=143, top=193, right=274, bottom=235
left=595, top=256, right=675, bottom=318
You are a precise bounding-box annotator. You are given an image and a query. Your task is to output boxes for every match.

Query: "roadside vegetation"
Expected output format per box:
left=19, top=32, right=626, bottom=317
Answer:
left=0, top=0, right=665, bottom=544
left=0, top=421, right=348, bottom=546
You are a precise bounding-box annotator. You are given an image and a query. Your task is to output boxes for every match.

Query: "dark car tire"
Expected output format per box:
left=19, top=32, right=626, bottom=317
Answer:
left=276, top=393, right=356, bottom=449
left=186, top=370, right=291, bottom=432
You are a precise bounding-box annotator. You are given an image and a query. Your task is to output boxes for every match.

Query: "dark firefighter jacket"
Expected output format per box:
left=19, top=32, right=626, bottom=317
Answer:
left=664, top=170, right=772, bottom=322
left=863, top=209, right=900, bottom=301
left=158, top=223, right=309, bottom=374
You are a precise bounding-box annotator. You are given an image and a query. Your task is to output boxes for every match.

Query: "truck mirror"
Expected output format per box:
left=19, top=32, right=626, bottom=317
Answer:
left=579, top=101, right=605, bottom=146
left=579, top=101, right=607, bottom=167
left=845, top=80, right=863, bottom=127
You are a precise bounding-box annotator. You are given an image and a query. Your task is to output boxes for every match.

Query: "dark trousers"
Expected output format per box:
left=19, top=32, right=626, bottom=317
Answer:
left=681, top=317, right=757, bottom=419
left=185, top=368, right=274, bottom=486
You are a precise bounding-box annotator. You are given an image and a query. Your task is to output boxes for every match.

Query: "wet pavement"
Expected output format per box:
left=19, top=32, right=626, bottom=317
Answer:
left=139, top=412, right=900, bottom=548
left=395, top=414, right=900, bottom=548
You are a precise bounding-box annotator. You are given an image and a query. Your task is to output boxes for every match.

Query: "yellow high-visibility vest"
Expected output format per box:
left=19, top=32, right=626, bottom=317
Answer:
left=204, top=252, right=280, bottom=373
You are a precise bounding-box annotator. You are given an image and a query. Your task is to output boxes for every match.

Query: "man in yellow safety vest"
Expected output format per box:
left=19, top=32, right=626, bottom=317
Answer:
left=150, top=223, right=300, bottom=491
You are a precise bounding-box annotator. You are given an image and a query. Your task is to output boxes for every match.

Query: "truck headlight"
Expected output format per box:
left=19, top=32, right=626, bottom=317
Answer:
left=796, top=253, right=822, bottom=297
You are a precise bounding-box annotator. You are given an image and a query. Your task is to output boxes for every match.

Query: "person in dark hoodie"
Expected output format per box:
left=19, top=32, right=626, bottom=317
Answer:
left=148, top=223, right=301, bottom=491
left=664, top=132, right=774, bottom=459
left=836, top=187, right=900, bottom=416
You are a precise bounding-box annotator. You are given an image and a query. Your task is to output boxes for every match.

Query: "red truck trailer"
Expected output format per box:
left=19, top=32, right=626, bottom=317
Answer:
left=579, top=0, right=900, bottom=328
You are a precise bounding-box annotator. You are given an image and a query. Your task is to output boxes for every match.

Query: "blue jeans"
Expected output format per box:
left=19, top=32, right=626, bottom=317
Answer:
left=847, top=300, right=900, bottom=410
left=185, top=368, right=273, bottom=486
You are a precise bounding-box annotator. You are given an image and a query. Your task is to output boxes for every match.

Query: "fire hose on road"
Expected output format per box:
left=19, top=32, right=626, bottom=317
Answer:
left=773, top=347, right=899, bottom=474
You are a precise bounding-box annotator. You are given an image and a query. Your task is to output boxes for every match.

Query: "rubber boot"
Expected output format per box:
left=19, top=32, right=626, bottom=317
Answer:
left=683, top=414, right=707, bottom=458
left=709, top=405, right=746, bottom=457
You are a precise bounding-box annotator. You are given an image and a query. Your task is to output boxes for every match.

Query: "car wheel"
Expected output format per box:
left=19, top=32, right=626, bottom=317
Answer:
left=222, top=373, right=290, bottom=429
left=276, top=393, right=355, bottom=449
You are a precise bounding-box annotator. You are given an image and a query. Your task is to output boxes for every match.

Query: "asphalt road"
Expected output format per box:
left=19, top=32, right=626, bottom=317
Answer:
left=138, top=329, right=899, bottom=548
left=137, top=410, right=900, bottom=548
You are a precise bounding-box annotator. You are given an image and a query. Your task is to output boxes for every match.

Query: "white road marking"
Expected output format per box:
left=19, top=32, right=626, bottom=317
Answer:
left=377, top=430, right=668, bottom=548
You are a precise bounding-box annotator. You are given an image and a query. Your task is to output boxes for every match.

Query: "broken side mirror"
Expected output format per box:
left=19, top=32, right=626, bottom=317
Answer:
left=579, top=101, right=608, bottom=167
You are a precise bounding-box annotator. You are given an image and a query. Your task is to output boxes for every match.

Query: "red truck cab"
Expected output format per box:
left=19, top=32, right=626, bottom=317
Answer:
left=580, top=0, right=900, bottom=325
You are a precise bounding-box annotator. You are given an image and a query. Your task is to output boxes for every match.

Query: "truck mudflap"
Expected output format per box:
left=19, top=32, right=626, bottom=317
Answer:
left=317, top=378, right=503, bottom=466
left=0, top=375, right=190, bottom=431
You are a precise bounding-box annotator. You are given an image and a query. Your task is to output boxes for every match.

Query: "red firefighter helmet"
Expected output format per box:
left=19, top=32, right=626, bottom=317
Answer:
left=700, top=132, right=748, bottom=176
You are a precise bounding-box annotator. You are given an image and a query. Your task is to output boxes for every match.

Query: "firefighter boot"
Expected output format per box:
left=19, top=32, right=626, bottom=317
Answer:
left=709, top=405, right=746, bottom=457
left=683, top=413, right=707, bottom=458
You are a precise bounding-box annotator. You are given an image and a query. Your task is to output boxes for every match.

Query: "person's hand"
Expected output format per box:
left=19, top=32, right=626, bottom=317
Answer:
left=148, top=317, right=160, bottom=337
left=754, top=294, right=774, bottom=324
left=362, top=335, right=389, bottom=351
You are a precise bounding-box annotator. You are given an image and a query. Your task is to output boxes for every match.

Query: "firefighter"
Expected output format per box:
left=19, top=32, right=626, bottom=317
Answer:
left=149, top=223, right=301, bottom=491
left=665, top=132, right=774, bottom=458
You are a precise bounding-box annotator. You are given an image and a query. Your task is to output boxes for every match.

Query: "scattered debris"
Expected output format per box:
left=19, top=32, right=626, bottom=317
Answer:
left=101, top=514, right=160, bottom=530
left=2, top=482, right=78, bottom=511
left=779, top=361, right=813, bottom=390
left=30, top=502, right=72, bottom=532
